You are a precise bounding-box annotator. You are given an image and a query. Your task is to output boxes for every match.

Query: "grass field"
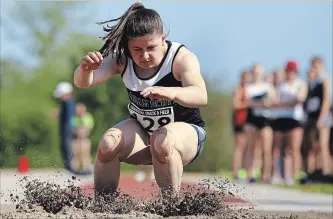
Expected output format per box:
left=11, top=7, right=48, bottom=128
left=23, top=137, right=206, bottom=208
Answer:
left=220, top=170, right=333, bottom=195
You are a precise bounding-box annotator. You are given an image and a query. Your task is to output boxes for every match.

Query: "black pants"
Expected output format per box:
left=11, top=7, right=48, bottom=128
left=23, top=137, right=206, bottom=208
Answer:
left=60, top=133, right=73, bottom=170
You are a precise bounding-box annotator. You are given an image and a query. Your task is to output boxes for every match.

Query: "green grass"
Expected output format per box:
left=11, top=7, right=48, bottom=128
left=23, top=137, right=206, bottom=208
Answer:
left=218, top=170, right=333, bottom=195
left=276, top=183, right=333, bottom=194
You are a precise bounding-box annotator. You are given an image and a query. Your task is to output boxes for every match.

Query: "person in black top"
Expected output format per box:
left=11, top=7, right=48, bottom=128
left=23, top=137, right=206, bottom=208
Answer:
left=73, top=2, right=208, bottom=199
left=301, top=56, right=333, bottom=184
left=51, top=81, right=76, bottom=172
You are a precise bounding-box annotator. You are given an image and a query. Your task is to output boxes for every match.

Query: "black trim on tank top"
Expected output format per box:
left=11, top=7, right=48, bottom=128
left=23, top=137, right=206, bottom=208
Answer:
left=171, top=44, right=184, bottom=79
left=133, top=40, right=172, bottom=81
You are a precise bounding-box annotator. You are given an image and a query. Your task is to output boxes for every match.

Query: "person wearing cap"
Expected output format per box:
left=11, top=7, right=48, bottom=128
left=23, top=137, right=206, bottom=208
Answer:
left=270, top=60, right=307, bottom=185
left=51, top=81, right=76, bottom=172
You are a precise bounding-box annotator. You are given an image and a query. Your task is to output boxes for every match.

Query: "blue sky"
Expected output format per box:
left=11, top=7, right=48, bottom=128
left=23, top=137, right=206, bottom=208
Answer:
left=1, top=1, right=332, bottom=91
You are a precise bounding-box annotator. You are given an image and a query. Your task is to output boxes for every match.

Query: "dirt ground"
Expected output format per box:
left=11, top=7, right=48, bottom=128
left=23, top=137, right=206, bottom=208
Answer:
left=1, top=204, right=332, bottom=219
left=0, top=175, right=331, bottom=219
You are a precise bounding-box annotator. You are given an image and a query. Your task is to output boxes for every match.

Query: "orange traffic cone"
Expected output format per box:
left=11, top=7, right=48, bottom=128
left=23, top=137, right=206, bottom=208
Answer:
left=18, top=155, right=29, bottom=173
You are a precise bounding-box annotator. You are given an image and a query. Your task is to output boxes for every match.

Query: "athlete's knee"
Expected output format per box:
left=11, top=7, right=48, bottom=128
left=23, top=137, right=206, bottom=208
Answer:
left=97, top=128, right=124, bottom=163
left=150, top=127, right=176, bottom=163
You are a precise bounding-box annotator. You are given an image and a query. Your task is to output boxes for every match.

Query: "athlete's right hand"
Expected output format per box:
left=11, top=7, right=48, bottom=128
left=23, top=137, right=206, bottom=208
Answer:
left=80, top=51, right=103, bottom=72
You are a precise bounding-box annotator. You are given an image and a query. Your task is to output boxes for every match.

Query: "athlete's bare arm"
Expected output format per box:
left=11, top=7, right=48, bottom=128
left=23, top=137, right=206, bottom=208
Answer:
left=74, top=52, right=123, bottom=88
left=171, top=48, right=208, bottom=108
left=272, top=82, right=308, bottom=108
left=233, top=88, right=248, bottom=110
left=319, top=78, right=332, bottom=119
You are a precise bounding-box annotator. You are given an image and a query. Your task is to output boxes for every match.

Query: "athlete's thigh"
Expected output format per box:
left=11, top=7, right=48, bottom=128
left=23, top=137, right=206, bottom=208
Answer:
left=71, top=139, right=81, bottom=155
left=259, top=126, right=273, bottom=144
left=244, top=124, right=257, bottom=146
left=159, top=122, right=199, bottom=166
left=273, top=131, right=283, bottom=148
left=112, top=118, right=151, bottom=165
left=81, top=139, right=91, bottom=155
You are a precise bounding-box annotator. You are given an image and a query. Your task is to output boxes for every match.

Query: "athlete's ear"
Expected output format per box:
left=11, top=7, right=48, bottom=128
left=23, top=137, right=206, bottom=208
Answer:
left=161, top=33, right=167, bottom=44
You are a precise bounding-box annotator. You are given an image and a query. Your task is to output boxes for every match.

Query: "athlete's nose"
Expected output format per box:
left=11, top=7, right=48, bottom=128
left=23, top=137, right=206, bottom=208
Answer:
left=142, top=51, right=150, bottom=60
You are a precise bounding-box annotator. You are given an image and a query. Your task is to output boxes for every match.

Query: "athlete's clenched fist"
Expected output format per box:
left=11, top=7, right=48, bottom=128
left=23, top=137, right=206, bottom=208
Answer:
left=80, top=51, right=104, bottom=72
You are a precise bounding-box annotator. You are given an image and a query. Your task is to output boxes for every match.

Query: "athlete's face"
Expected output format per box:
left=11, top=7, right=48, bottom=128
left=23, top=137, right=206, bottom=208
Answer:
left=241, top=72, right=252, bottom=85
left=76, top=104, right=86, bottom=116
left=286, top=69, right=297, bottom=80
left=311, top=60, right=324, bottom=78
left=274, top=69, right=285, bottom=85
left=252, top=64, right=264, bottom=82
left=128, top=33, right=167, bottom=70
left=307, top=67, right=316, bottom=82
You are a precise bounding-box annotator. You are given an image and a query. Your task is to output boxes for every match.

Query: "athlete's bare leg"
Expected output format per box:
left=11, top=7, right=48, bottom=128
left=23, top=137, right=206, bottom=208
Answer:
left=71, top=139, right=81, bottom=171
left=232, top=131, right=247, bottom=178
left=272, top=132, right=283, bottom=182
left=260, top=126, right=273, bottom=182
left=81, top=138, right=92, bottom=171
left=288, top=127, right=304, bottom=179
left=150, top=122, right=200, bottom=197
left=319, top=127, right=333, bottom=175
left=94, top=119, right=150, bottom=198
left=244, top=124, right=257, bottom=180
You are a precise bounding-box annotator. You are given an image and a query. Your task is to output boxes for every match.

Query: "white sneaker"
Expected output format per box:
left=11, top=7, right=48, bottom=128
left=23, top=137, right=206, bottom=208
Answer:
left=285, top=178, right=295, bottom=186
left=271, top=176, right=283, bottom=185
left=134, top=171, right=146, bottom=182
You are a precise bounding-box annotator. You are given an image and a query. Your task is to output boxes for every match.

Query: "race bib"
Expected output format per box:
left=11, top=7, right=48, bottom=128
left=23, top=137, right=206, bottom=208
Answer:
left=253, top=108, right=271, bottom=118
left=128, top=103, right=175, bottom=133
left=306, top=97, right=320, bottom=112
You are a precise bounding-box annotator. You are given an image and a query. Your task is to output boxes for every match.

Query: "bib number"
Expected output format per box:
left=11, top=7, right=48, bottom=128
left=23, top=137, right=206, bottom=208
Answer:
left=128, top=103, right=174, bottom=133
left=306, top=97, right=320, bottom=112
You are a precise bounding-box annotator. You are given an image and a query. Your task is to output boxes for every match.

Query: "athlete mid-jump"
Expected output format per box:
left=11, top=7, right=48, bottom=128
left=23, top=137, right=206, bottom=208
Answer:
left=73, top=2, right=208, bottom=198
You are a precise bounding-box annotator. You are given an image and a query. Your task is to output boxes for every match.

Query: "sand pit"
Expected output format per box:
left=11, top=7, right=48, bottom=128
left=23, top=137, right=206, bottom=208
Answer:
left=0, top=171, right=331, bottom=219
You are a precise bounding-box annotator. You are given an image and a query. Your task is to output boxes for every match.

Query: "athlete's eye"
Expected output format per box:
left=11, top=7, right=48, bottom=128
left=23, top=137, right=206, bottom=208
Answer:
left=147, top=46, right=156, bottom=51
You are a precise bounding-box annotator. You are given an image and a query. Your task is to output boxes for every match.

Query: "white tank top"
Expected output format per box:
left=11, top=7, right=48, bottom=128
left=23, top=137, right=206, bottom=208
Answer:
left=121, top=41, right=205, bottom=134
left=273, top=79, right=305, bottom=120
left=246, top=82, right=272, bottom=118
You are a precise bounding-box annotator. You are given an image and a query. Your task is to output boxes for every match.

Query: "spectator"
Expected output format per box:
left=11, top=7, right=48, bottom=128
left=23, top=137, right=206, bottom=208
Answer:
left=270, top=68, right=286, bottom=184
left=231, top=70, right=252, bottom=181
left=302, top=57, right=333, bottom=183
left=244, top=64, right=276, bottom=183
left=72, top=103, right=94, bottom=174
left=270, top=60, right=307, bottom=185
left=50, top=81, right=76, bottom=172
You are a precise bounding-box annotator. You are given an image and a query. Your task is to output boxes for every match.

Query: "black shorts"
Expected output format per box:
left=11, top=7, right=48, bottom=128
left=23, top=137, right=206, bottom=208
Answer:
left=246, top=115, right=270, bottom=130
left=301, top=117, right=319, bottom=156
left=270, top=118, right=303, bottom=132
left=233, top=125, right=245, bottom=133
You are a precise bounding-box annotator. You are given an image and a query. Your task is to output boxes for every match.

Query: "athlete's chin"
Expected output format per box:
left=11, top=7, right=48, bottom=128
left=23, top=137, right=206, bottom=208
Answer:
left=138, top=62, right=157, bottom=70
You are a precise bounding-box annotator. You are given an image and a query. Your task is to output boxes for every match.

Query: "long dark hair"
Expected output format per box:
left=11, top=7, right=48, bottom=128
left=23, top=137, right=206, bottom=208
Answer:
left=97, top=2, right=163, bottom=65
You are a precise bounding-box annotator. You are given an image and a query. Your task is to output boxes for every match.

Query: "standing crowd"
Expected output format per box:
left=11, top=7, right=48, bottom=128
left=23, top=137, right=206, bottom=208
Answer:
left=232, top=56, right=333, bottom=185
left=50, top=82, right=95, bottom=175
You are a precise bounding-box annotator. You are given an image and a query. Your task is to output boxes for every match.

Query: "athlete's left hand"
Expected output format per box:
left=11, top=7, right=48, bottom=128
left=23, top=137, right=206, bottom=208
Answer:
left=140, top=86, right=176, bottom=101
